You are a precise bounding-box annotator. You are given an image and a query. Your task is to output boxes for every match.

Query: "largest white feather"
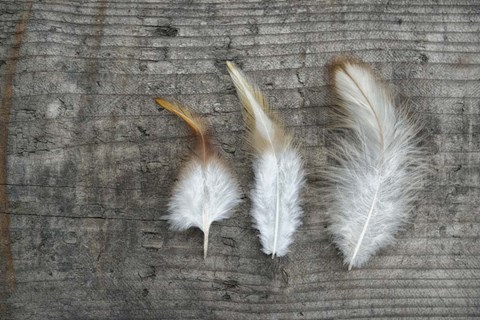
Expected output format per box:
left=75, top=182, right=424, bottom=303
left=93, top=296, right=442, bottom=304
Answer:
left=227, top=62, right=305, bottom=258
left=327, top=59, right=424, bottom=270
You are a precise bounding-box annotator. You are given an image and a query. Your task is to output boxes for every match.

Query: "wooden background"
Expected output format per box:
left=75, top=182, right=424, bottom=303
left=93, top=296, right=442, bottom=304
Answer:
left=1, top=0, right=479, bottom=319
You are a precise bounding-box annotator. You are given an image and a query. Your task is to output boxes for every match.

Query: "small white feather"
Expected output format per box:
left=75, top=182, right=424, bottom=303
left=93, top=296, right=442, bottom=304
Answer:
left=326, top=59, right=425, bottom=270
left=227, top=62, right=305, bottom=258
left=155, top=98, right=241, bottom=258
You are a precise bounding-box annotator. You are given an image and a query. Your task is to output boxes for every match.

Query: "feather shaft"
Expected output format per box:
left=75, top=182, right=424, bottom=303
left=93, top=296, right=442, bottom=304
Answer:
left=272, top=175, right=280, bottom=259
left=348, top=175, right=380, bottom=270
left=203, top=223, right=209, bottom=259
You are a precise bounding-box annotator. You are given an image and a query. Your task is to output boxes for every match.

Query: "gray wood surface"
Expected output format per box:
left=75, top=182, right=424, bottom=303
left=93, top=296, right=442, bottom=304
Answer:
left=1, top=0, right=479, bottom=319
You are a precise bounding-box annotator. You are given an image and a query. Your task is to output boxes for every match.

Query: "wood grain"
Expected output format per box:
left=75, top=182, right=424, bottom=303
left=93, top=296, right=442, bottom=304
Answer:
left=0, top=0, right=479, bottom=319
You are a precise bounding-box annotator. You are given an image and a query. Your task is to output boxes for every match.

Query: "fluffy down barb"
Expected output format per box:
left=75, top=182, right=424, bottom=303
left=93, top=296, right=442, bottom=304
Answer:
left=326, top=58, right=425, bottom=270
left=227, top=61, right=305, bottom=258
left=167, top=157, right=241, bottom=256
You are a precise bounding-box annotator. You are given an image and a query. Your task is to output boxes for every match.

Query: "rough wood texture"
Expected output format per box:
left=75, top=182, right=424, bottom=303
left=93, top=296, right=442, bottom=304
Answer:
left=1, top=0, right=479, bottom=319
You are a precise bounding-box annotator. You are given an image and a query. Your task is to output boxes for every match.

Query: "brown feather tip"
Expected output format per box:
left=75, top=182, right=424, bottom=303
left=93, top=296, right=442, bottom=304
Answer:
left=154, top=98, right=205, bottom=136
left=328, top=55, right=368, bottom=77
left=328, top=56, right=386, bottom=89
left=154, top=98, right=213, bottom=161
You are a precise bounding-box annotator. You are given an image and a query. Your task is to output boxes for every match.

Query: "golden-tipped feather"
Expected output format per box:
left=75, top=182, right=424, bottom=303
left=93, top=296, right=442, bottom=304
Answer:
left=155, top=98, right=241, bottom=259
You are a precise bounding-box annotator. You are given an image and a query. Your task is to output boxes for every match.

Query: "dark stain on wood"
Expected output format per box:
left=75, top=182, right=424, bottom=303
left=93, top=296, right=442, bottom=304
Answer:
left=154, top=25, right=178, bottom=37
left=0, top=1, right=33, bottom=294
left=87, top=0, right=108, bottom=82
left=79, top=0, right=108, bottom=119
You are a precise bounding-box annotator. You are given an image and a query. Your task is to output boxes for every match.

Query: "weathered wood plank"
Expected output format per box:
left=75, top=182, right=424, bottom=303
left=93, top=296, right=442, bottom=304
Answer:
left=1, top=0, right=479, bottom=319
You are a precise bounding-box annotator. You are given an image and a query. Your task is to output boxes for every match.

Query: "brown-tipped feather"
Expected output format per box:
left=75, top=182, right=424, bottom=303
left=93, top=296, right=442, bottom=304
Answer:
left=154, top=98, right=212, bottom=162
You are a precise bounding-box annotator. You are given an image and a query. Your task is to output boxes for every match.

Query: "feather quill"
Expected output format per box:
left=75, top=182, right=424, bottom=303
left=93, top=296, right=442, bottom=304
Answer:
left=155, top=98, right=241, bottom=258
left=326, top=58, right=425, bottom=270
left=226, top=62, right=305, bottom=258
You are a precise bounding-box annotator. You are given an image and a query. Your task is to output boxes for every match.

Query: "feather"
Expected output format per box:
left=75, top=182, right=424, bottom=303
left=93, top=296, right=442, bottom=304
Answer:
left=155, top=98, right=241, bottom=258
left=326, top=58, right=425, bottom=270
left=226, top=62, right=305, bottom=258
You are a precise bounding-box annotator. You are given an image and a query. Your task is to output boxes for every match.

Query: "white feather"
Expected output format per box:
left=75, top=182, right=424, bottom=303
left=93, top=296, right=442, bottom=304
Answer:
left=227, top=62, right=305, bottom=258
left=326, top=59, right=425, bottom=270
